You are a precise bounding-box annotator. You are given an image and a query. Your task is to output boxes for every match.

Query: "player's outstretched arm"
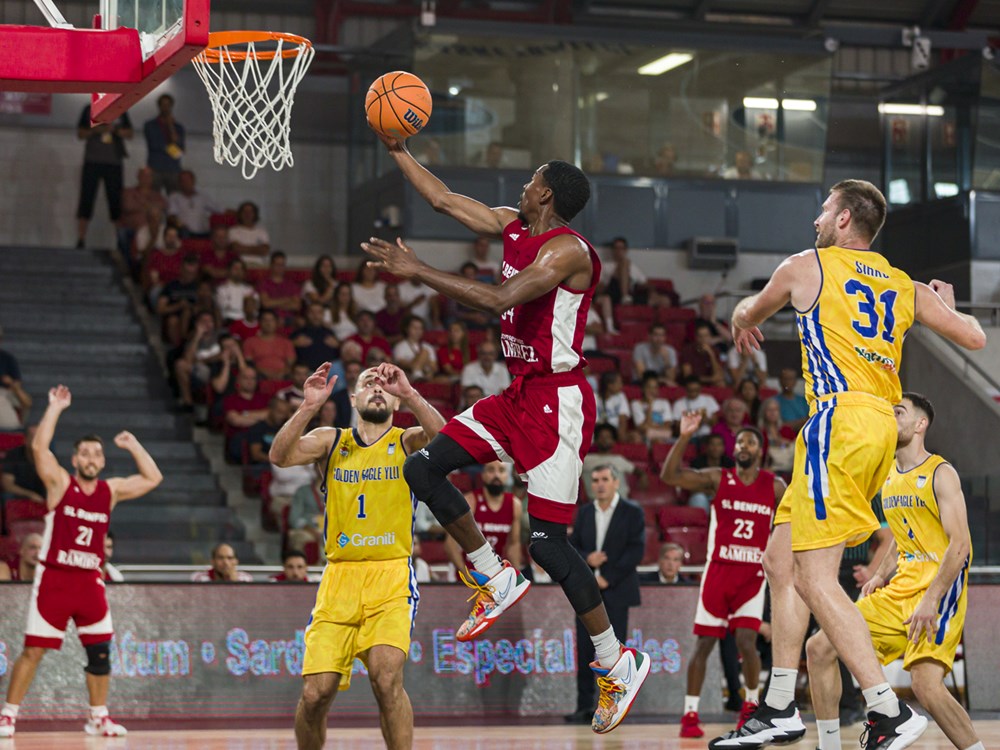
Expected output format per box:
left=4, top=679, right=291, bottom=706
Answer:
left=378, top=134, right=517, bottom=237
left=270, top=363, right=339, bottom=467
left=374, top=363, right=446, bottom=453
left=914, top=280, right=986, bottom=351
left=33, top=385, right=72, bottom=508
left=363, top=233, right=591, bottom=318
left=108, top=431, right=163, bottom=505
left=659, top=412, right=720, bottom=493
left=730, top=255, right=804, bottom=354
left=904, top=463, right=972, bottom=644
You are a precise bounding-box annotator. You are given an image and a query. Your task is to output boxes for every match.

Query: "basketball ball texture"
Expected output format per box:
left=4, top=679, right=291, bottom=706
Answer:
left=365, top=71, right=433, bottom=139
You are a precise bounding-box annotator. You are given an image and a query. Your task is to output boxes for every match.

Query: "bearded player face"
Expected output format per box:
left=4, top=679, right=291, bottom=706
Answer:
left=72, top=440, right=106, bottom=480
left=352, top=368, right=399, bottom=425
left=733, top=430, right=762, bottom=470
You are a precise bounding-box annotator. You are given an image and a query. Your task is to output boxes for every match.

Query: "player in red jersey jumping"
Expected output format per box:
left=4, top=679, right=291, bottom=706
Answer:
left=0, top=385, right=162, bottom=739
left=362, top=136, right=650, bottom=734
left=444, top=461, right=522, bottom=574
left=661, top=412, right=787, bottom=740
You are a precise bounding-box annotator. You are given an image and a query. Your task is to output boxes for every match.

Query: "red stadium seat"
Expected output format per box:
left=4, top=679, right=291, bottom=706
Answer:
left=423, top=329, right=449, bottom=347
left=467, top=330, right=488, bottom=349
left=622, top=384, right=642, bottom=401
left=420, top=539, right=450, bottom=564
left=611, top=442, right=650, bottom=466
left=258, top=379, right=293, bottom=399
left=605, top=350, right=633, bottom=381
left=5, top=499, right=46, bottom=524
left=630, top=473, right=677, bottom=506
left=414, top=381, right=456, bottom=403
left=303, top=541, right=321, bottom=565
left=449, top=472, right=473, bottom=493
left=0, top=536, right=18, bottom=563
left=760, top=387, right=778, bottom=400
left=704, top=386, right=733, bottom=403
left=648, top=278, right=675, bottom=295
left=394, top=411, right=417, bottom=428
left=616, top=305, right=655, bottom=325
left=596, top=333, right=625, bottom=350
left=659, top=505, right=708, bottom=529
left=642, top=528, right=661, bottom=564
left=663, top=323, right=689, bottom=347
left=285, top=269, right=311, bottom=284
left=659, top=385, right=684, bottom=402
left=246, top=268, right=268, bottom=285
left=0, top=432, right=25, bottom=453
left=618, top=321, right=650, bottom=345
left=665, top=527, right=708, bottom=565
left=658, top=306, right=696, bottom=323
left=650, top=441, right=674, bottom=468
left=9, top=519, right=44, bottom=542
left=586, top=357, right=618, bottom=375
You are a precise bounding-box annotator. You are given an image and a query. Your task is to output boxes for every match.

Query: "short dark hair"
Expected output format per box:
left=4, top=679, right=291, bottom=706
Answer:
left=610, top=236, right=628, bottom=248
left=705, top=433, right=724, bottom=444
left=238, top=201, right=260, bottom=222
left=74, top=434, right=104, bottom=452
left=902, top=392, right=935, bottom=427
left=228, top=258, right=245, bottom=270
left=649, top=322, right=666, bottom=334
left=830, top=179, right=887, bottom=242
left=269, top=250, right=286, bottom=263
left=641, top=371, right=660, bottom=386
left=542, top=160, right=591, bottom=221
left=460, top=261, right=478, bottom=274
left=682, top=375, right=701, bottom=387
left=735, top=425, right=764, bottom=447
left=283, top=550, right=308, bottom=564
left=157, top=93, right=174, bottom=106
left=594, top=423, right=619, bottom=441
left=259, top=308, right=278, bottom=320
left=293, top=361, right=311, bottom=371
left=401, top=314, right=424, bottom=335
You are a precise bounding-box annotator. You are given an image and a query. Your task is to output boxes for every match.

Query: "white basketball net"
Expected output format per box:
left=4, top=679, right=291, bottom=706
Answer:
left=192, top=35, right=315, bottom=180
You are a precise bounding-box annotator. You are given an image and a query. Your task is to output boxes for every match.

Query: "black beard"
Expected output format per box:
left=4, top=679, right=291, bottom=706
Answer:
left=517, top=211, right=528, bottom=225
left=359, top=405, right=390, bottom=424
left=736, top=456, right=755, bottom=470
left=78, top=467, right=100, bottom=480
left=484, top=481, right=505, bottom=497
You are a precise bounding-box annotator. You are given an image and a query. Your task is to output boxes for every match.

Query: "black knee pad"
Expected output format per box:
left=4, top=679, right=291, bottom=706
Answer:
left=528, top=516, right=602, bottom=615
left=402, top=434, right=474, bottom=526
left=84, top=641, right=111, bottom=676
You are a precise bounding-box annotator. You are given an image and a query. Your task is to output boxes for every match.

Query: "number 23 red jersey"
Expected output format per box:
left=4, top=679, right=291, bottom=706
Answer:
left=708, top=468, right=776, bottom=566
left=40, top=476, right=112, bottom=571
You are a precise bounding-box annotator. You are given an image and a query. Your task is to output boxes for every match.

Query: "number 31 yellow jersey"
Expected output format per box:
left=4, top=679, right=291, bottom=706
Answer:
left=322, top=426, right=414, bottom=563
left=797, top=246, right=915, bottom=407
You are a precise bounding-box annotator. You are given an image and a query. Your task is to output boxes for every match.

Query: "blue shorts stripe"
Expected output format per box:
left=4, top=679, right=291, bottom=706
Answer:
left=935, top=562, right=967, bottom=645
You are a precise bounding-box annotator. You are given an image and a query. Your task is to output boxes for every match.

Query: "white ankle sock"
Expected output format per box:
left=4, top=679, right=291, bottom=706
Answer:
left=745, top=686, right=760, bottom=702
left=468, top=544, right=502, bottom=578
left=591, top=626, right=619, bottom=668
left=863, top=683, right=899, bottom=718
left=89, top=706, right=108, bottom=719
left=684, top=695, right=700, bottom=714
left=817, top=719, right=841, bottom=750
left=963, top=743, right=985, bottom=750
left=1, top=704, right=18, bottom=719
left=764, top=668, right=797, bottom=710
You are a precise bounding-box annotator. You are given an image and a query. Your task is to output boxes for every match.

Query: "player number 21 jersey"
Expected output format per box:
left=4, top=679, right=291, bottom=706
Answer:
left=40, top=476, right=112, bottom=571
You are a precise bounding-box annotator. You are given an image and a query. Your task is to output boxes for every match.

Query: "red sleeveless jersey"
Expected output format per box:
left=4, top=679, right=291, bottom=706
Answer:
left=708, top=468, right=776, bottom=566
left=470, top=489, right=515, bottom=557
left=40, top=476, right=112, bottom=572
left=499, top=220, right=601, bottom=377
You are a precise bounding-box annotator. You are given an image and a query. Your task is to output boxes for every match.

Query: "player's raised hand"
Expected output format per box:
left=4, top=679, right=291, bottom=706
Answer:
left=375, top=363, right=415, bottom=400
left=369, top=123, right=406, bottom=153
left=302, top=363, right=336, bottom=408
left=361, top=237, right=422, bottom=280
left=113, top=431, right=139, bottom=451
left=928, top=279, right=956, bottom=310
left=48, top=385, right=72, bottom=411
left=678, top=411, right=704, bottom=438
left=732, top=323, right=764, bottom=354
left=903, top=594, right=939, bottom=644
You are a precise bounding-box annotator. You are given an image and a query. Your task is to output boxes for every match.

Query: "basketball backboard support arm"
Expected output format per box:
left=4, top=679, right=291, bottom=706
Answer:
left=31, top=0, right=71, bottom=28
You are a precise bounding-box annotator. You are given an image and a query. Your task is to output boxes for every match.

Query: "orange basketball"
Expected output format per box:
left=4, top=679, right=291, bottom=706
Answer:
left=365, top=71, right=433, bottom=139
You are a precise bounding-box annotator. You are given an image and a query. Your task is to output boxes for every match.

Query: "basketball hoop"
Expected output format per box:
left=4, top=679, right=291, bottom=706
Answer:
left=192, top=31, right=314, bottom=180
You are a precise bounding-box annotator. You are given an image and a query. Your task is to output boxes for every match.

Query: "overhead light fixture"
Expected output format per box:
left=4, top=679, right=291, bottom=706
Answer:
left=781, top=98, right=817, bottom=111
left=638, top=52, right=693, bottom=76
left=878, top=103, right=945, bottom=116
left=448, top=85, right=460, bottom=96
left=743, top=96, right=778, bottom=109
left=595, top=92, right=609, bottom=102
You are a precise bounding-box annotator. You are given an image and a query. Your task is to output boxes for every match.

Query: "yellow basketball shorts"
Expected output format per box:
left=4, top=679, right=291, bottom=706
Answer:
left=856, top=577, right=967, bottom=672
left=774, top=392, right=895, bottom=551
left=302, top=557, right=417, bottom=689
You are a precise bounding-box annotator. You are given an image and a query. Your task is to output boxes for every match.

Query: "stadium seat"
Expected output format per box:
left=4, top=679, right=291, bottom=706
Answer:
left=622, top=384, right=642, bottom=401
left=760, top=387, right=778, bottom=400
left=616, top=305, right=655, bottom=325
left=663, top=323, right=689, bottom=346
left=596, top=333, right=625, bottom=350
left=618, top=321, right=650, bottom=345
left=642, top=528, right=661, bottom=564
left=449, top=472, right=473, bottom=492
left=4, top=499, right=46, bottom=525
left=704, top=386, right=733, bottom=403
left=630, top=473, right=677, bottom=506
left=605, top=350, right=633, bottom=381
left=0, top=536, right=19, bottom=563
left=648, top=278, right=675, bottom=296
left=659, top=505, right=708, bottom=529
left=394, top=411, right=417, bottom=428
left=650, top=441, right=674, bottom=468
left=659, top=385, right=685, bottom=402
left=467, top=330, right=488, bottom=349
left=286, top=269, right=311, bottom=284
left=303, top=541, right=321, bottom=565
left=658, top=307, right=696, bottom=323
left=422, top=329, right=449, bottom=347
left=8, top=519, right=44, bottom=542
left=664, top=526, right=708, bottom=565
left=586, top=357, right=618, bottom=375
left=258, top=379, right=293, bottom=399
left=611, top=442, right=650, bottom=467
left=414, top=381, right=456, bottom=403
left=0, top=432, right=25, bottom=453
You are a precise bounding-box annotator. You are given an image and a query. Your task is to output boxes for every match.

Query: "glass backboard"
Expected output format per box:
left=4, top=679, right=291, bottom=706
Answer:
left=101, top=0, right=186, bottom=60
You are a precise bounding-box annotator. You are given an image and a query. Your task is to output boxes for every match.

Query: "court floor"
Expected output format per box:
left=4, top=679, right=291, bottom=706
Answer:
left=4, top=720, right=998, bottom=749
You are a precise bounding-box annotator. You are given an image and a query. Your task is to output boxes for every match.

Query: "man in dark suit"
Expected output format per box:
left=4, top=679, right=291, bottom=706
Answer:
left=564, top=464, right=645, bottom=723
left=639, top=542, right=696, bottom=585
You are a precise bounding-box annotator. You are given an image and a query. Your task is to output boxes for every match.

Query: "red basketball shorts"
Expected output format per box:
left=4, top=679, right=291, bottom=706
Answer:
left=25, top=563, right=113, bottom=649
left=693, top=560, right=766, bottom=638
left=441, top=371, right=596, bottom=524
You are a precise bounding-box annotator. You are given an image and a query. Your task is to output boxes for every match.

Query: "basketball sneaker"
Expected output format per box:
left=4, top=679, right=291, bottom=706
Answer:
left=738, top=700, right=759, bottom=729
left=708, top=701, right=807, bottom=749
left=0, top=714, right=14, bottom=738
left=456, top=560, right=530, bottom=642
left=84, top=715, right=127, bottom=737
left=859, top=703, right=927, bottom=750
left=680, top=710, right=705, bottom=738
left=590, top=646, right=651, bottom=734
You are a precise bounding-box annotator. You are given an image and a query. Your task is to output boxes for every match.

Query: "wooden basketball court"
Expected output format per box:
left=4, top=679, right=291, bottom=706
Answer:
left=6, top=720, right=999, bottom=748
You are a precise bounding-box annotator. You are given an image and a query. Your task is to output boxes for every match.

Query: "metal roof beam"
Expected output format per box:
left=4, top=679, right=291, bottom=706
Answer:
left=822, top=21, right=990, bottom=48
left=805, top=0, right=834, bottom=27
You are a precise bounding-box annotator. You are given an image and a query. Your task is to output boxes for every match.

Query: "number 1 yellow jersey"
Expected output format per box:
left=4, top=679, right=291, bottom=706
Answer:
left=796, top=246, right=915, bottom=407
left=322, top=426, right=414, bottom=563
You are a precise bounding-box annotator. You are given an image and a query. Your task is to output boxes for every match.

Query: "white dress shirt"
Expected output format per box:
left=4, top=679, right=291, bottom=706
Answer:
left=593, top=492, right=621, bottom=554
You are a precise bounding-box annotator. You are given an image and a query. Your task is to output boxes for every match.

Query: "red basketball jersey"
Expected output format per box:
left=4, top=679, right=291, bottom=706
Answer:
left=470, top=489, right=515, bottom=557
left=708, top=468, right=776, bottom=566
left=499, top=220, right=601, bottom=377
left=40, top=476, right=112, bottom=572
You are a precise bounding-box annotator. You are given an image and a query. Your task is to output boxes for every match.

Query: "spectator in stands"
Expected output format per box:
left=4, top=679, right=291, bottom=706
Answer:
left=444, top=263, right=493, bottom=330
left=228, top=201, right=270, bottom=259
left=351, top=260, right=386, bottom=314
left=679, top=323, right=725, bottom=387
left=328, top=283, right=359, bottom=341
left=710, top=398, right=749, bottom=459
left=222, top=367, right=270, bottom=454
left=601, top=236, right=649, bottom=305
left=270, top=551, right=316, bottom=582
left=632, top=323, right=678, bottom=384
left=243, top=310, right=295, bottom=381
left=595, top=371, right=631, bottom=435
left=411, top=538, right=432, bottom=584
left=460, top=340, right=510, bottom=397
left=191, top=543, right=254, bottom=582
left=398, top=276, right=436, bottom=327
left=288, top=464, right=326, bottom=553
left=693, top=294, right=733, bottom=356
left=631, top=372, right=673, bottom=443
left=156, top=253, right=201, bottom=347
left=134, top=205, right=166, bottom=266
left=582, top=424, right=638, bottom=500
left=639, top=542, right=693, bottom=584
left=207, top=337, right=249, bottom=420
left=340, top=340, right=362, bottom=367
left=266, top=446, right=312, bottom=522
left=1, top=425, right=44, bottom=504
left=102, top=532, right=124, bottom=582
left=291, top=302, right=340, bottom=371
left=0, top=327, right=30, bottom=431
left=301, top=255, right=337, bottom=308
left=143, top=93, right=185, bottom=192
left=120, top=167, right=166, bottom=257
left=459, top=384, right=485, bottom=411
left=309, top=399, right=338, bottom=430
left=375, top=284, right=406, bottom=343
left=776, top=367, right=808, bottom=432
left=671, top=376, right=720, bottom=440
left=721, top=149, right=761, bottom=180
left=173, top=312, right=224, bottom=411
left=758, top=398, right=796, bottom=476
left=246, top=397, right=294, bottom=464
left=256, top=251, right=301, bottom=323
left=0, top=533, right=41, bottom=582
left=143, top=224, right=183, bottom=304
left=736, top=378, right=763, bottom=424
left=393, top=316, right=438, bottom=382
left=228, top=294, right=260, bottom=342
left=201, top=225, right=240, bottom=284
left=346, top=311, right=391, bottom=366
left=479, top=141, right=504, bottom=169
left=167, top=169, right=218, bottom=238
left=276, top=362, right=311, bottom=410
left=469, top=236, right=499, bottom=283
left=687, top=433, right=734, bottom=510
left=653, top=144, right=678, bottom=177
left=437, top=321, right=472, bottom=381
left=192, top=278, right=221, bottom=331
left=727, top=341, right=769, bottom=386
left=215, top=259, right=256, bottom=323
left=75, top=103, right=133, bottom=250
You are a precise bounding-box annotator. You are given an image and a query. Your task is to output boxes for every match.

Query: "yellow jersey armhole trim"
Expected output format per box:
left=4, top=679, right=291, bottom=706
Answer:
left=794, top=247, right=824, bottom=315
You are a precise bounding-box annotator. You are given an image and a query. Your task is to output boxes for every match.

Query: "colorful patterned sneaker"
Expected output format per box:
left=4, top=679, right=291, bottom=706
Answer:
left=0, top=714, right=15, bottom=738
left=709, top=701, right=807, bottom=749
left=84, top=715, right=127, bottom=737
left=860, top=703, right=927, bottom=750
left=680, top=710, right=705, bottom=738
left=590, top=646, right=651, bottom=734
left=738, top=700, right=760, bottom=729
left=456, top=560, right=531, bottom=642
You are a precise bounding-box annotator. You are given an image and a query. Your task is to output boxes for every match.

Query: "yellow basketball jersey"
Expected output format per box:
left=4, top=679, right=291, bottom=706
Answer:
left=880, top=454, right=971, bottom=598
left=322, top=426, right=414, bottom=563
left=797, top=247, right=915, bottom=407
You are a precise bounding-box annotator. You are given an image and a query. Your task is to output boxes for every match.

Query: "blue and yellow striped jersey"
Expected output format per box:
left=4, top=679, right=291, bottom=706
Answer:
left=796, top=247, right=915, bottom=407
